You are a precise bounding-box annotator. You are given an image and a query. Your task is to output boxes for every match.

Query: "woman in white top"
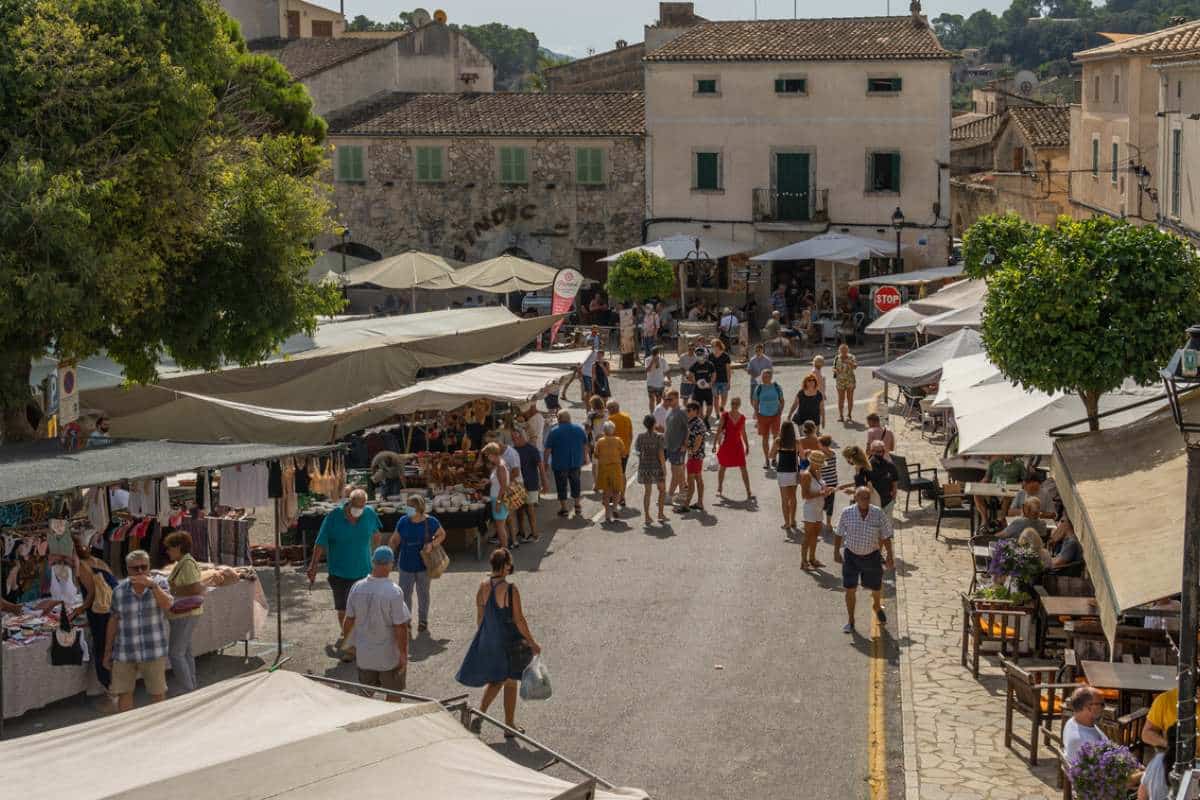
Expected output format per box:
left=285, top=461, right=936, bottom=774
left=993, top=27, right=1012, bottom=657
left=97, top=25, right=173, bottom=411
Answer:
left=645, top=346, right=669, bottom=412
left=811, top=354, right=827, bottom=398
left=482, top=442, right=510, bottom=550
left=800, top=450, right=833, bottom=570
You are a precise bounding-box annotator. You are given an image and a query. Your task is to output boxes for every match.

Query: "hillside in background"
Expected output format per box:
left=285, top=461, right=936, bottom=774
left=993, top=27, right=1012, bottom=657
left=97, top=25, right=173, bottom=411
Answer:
left=935, top=0, right=1200, bottom=76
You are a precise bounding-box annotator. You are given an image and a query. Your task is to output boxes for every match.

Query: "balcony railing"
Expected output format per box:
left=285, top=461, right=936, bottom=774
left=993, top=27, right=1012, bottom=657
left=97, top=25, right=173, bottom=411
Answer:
left=752, top=187, right=829, bottom=223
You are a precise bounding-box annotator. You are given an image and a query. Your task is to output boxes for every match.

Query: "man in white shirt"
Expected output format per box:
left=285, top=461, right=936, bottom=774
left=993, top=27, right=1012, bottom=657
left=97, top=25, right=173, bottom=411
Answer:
left=342, top=547, right=411, bottom=700
left=834, top=487, right=895, bottom=634
left=1063, top=686, right=1110, bottom=763
left=580, top=348, right=597, bottom=403
left=641, top=303, right=660, bottom=358
left=523, top=404, right=546, bottom=454
left=718, top=307, right=739, bottom=342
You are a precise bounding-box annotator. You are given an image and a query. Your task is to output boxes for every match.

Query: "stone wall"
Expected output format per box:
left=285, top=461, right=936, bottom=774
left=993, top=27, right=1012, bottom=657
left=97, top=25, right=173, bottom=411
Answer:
left=328, top=135, right=646, bottom=272
left=545, top=44, right=645, bottom=93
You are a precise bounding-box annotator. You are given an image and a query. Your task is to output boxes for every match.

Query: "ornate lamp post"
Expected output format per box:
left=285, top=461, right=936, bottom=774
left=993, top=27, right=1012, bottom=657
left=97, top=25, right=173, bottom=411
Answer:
left=340, top=228, right=351, bottom=273
left=891, top=207, right=905, bottom=274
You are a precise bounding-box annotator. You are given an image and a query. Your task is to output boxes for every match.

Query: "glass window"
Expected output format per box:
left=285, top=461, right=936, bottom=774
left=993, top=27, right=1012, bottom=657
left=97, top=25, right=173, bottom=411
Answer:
left=696, top=78, right=718, bottom=94
left=1091, top=139, right=1099, bottom=176
left=868, top=151, right=901, bottom=192
left=695, top=152, right=720, bottom=190
left=335, top=145, right=364, bottom=183
left=867, top=77, right=902, bottom=93
left=1172, top=129, right=1183, bottom=217
left=1111, top=141, right=1119, bottom=184
left=774, top=78, right=807, bottom=94
left=576, top=148, right=604, bottom=185
left=499, top=146, right=528, bottom=184
left=414, top=146, right=443, bottom=182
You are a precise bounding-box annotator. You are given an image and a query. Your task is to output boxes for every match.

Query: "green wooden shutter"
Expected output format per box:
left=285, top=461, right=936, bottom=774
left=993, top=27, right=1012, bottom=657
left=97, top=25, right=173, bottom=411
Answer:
left=1111, top=141, right=1119, bottom=183
left=696, top=152, right=718, bottom=189
left=515, top=147, right=527, bottom=182
left=338, top=146, right=364, bottom=182
left=502, top=147, right=527, bottom=183
left=891, top=153, right=902, bottom=192
left=590, top=149, right=603, bottom=183
left=430, top=147, right=443, bottom=181
left=500, top=147, right=512, bottom=182
left=416, top=147, right=442, bottom=181
left=577, top=148, right=603, bottom=184
left=416, top=147, right=429, bottom=181
left=1092, top=139, right=1099, bottom=176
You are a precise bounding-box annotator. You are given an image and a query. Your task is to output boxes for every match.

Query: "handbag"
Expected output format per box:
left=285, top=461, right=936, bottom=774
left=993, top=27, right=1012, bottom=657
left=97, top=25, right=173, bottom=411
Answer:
left=50, top=603, right=84, bottom=666
left=419, top=519, right=450, bottom=579
left=504, top=583, right=534, bottom=674
left=502, top=479, right=527, bottom=510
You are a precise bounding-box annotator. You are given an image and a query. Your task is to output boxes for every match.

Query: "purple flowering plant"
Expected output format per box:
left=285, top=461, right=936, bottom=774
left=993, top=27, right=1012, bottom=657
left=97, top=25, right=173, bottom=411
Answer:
left=988, top=538, right=1043, bottom=585
left=1066, top=740, right=1139, bottom=800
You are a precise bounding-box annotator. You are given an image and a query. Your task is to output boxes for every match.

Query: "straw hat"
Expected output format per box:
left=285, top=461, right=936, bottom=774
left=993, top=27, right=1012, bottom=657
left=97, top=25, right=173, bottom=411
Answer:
left=807, top=450, right=828, bottom=465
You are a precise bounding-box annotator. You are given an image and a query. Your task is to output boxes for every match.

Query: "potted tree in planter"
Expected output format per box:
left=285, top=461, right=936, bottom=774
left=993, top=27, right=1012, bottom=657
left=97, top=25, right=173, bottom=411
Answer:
left=605, top=250, right=676, bottom=368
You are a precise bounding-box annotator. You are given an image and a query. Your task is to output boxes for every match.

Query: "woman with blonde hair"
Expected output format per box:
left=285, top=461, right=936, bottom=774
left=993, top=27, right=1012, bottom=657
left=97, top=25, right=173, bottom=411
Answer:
left=811, top=354, right=827, bottom=398
left=1017, top=527, right=1052, bottom=569
left=388, top=494, right=446, bottom=634
left=482, top=442, right=510, bottom=549
left=833, top=343, right=858, bottom=423
left=593, top=420, right=627, bottom=524
left=800, top=450, right=834, bottom=569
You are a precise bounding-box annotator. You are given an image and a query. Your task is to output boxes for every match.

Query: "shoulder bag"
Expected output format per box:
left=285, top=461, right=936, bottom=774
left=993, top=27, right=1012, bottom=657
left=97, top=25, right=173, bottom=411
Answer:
left=419, top=518, right=450, bottom=579
left=503, top=583, right=534, bottom=674
left=50, top=603, right=84, bottom=666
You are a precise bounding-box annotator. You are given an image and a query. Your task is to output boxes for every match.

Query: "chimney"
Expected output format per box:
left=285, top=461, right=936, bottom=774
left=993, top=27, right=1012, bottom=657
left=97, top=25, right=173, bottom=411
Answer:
left=910, top=0, right=923, bottom=26
left=615, top=39, right=628, bottom=49
left=1170, top=15, right=1187, bottom=26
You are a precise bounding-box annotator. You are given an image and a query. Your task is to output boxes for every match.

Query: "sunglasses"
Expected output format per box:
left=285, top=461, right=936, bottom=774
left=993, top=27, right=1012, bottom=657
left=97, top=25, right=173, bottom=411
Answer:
left=127, top=564, right=150, bottom=573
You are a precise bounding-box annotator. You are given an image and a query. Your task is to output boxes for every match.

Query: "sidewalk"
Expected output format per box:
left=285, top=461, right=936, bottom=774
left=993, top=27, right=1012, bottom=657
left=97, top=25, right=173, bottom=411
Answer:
left=889, top=417, right=1058, bottom=800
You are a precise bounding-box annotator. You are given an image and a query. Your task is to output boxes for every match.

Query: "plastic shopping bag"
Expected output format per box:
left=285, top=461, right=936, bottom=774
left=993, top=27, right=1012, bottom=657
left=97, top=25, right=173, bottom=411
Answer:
left=520, top=655, right=552, bottom=701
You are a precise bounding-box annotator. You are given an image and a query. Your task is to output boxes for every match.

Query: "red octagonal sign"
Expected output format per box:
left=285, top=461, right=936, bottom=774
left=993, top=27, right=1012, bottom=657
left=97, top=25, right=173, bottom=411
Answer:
left=874, top=285, right=902, bottom=314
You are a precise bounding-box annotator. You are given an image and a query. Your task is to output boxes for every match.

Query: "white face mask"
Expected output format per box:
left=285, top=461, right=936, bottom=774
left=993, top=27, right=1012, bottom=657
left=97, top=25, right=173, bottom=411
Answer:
left=348, top=506, right=364, bottom=520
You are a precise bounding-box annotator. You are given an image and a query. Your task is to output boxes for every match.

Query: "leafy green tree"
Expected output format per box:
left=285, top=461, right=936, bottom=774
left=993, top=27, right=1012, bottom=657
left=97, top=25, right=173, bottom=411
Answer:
left=933, top=12, right=965, bottom=48
left=978, top=215, right=1200, bottom=429
left=0, top=0, right=342, bottom=441
left=452, top=22, right=540, bottom=89
left=961, top=213, right=1043, bottom=279
left=605, top=251, right=676, bottom=304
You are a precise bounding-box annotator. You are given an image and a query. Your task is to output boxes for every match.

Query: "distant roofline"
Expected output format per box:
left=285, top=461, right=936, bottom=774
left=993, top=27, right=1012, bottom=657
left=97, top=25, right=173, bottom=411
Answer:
left=1074, top=20, right=1200, bottom=61
left=542, top=41, right=646, bottom=74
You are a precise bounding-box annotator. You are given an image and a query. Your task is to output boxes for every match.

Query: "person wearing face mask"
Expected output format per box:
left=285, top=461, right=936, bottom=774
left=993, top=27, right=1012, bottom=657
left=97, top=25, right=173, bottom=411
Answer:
left=387, top=495, right=445, bottom=635
left=307, top=489, right=383, bottom=661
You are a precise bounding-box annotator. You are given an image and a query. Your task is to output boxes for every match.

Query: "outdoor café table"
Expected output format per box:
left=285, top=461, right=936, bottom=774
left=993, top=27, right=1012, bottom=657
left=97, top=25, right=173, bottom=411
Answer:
left=963, top=482, right=1021, bottom=499
left=1081, top=660, right=1177, bottom=715
left=1033, top=587, right=1098, bottom=655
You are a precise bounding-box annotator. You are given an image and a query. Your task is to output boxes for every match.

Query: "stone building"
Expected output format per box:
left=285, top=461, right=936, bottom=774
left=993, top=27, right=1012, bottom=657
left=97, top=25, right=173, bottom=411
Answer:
left=325, top=92, right=645, bottom=281
left=220, top=0, right=345, bottom=42
left=255, top=22, right=494, bottom=116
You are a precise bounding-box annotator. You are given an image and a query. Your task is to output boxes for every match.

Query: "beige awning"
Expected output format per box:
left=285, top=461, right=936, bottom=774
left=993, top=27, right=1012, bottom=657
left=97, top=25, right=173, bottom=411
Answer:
left=341, top=250, right=463, bottom=290
left=422, top=254, right=560, bottom=292
left=1052, top=395, right=1193, bottom=645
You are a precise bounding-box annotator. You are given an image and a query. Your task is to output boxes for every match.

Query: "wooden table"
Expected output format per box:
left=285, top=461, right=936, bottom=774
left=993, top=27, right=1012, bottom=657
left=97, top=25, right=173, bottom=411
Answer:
left=1033, top=588, right=1098, bottom=655
left=1081, top=660, right=1177, bottom=714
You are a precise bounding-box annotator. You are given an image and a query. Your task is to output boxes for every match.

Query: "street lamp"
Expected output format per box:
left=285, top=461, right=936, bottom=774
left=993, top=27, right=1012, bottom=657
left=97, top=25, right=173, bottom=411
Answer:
left=891, top=207, right=905, bottom=274
left=1162, top=324, right=1200, bottom=794
left=340, top=228, right=352, bottom=274
left=681, top=236, right=710, bottom=315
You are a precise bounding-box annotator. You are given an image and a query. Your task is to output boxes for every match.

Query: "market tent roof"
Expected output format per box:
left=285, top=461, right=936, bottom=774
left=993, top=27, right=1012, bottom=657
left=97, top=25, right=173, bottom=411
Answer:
left=917, top=301, right=983, bottom=336
left=0, top=669, right=648, bottom=799
left=83, top=308, right=560, bottom=444
left=871, top=328, right=984, bottom=387
left=750, top=233, right=897, bottom=264
left=1052, top=395, right=1197, bottom=645
left=953, top=380, right=1163, bottom=456
left=342, top=250, right=464, bottom=289
left=513, top=348, right=594, bottom=367
left=908, top=278, right=987, bottom=315
left=849, top=265, right=965, bottom=286
left=931, top=352, right=1003, bottom=408
left=865, top=305, right=927, bottom=335
left=600, top=234, right=749, bottom=262
left=0, top=439, right=337, bottom=504
left=421, top=255, right=559, bottom=292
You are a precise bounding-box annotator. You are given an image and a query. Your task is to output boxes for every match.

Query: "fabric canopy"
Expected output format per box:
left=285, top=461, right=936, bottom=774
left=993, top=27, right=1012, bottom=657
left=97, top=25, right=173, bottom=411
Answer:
left=953, top=380, right=1163, bottom=456
left=849, top=265, right=964, bottom=286
left=865, top=305, right=927, bottom=335
left=908, top=278, right=986, bottom=315
left=421, top=255, right=559, bottom=292
left=600, top=234, right=748, bottom=262
left=1053, top=395, right=1197, bottom=645
left=750, top=233, right=897, bottom=264
left=0, top=669, right=647, bottom=799
left=917, top=302, right=983, bottom=336
left=342, top=251, right=463, bottom=290
left=871, top=328, right=984, bottom=388
left=931, top=353, right=1003, bottom=409
left=513, top=349, right=594, bottom=367
left=86, top=308, right=560, bottom=444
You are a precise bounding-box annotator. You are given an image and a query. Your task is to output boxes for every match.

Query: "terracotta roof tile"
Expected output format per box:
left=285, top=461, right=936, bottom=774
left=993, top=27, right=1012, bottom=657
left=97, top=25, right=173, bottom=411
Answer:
left=1007, top=105, right=1070, bottom=149
left=326, top=92, right=645, bottom=137
left=950, top=113, right=1002, bottom=144
left=644, top=17, right=955, bottom=62
left=267, top=36, right=404, bottom=79
left=1076, top=20, right=1200, bottom=59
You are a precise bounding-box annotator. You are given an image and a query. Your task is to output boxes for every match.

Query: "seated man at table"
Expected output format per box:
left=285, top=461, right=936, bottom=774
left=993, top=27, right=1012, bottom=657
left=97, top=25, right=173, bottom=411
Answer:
left=999, top=497, right=1048, bottom=540
left=763, top=310, right=782, bottom=341
left=1048, top=518, right=1085, bottom=574
left=1064, top=686, right=1110, bottom=762
left=1010, top=471, right=1060, bottom=522
left=973, top=454, right=1026, bottom=525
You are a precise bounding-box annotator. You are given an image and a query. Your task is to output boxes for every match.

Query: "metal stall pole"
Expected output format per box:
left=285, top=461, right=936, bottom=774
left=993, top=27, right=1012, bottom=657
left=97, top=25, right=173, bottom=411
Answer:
left=273, top=496, right=284, bottom=665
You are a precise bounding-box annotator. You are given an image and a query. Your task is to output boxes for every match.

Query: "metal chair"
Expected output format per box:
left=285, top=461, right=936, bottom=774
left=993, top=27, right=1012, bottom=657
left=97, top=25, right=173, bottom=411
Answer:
left=933, top=484, right=976, bottom=542
left=892, top=454, right=937, bottom=512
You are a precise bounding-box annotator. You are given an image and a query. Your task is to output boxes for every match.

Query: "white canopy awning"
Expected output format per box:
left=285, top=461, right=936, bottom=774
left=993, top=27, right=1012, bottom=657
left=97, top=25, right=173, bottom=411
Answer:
left=600, top=234, right=749, bottom=262
left=871, top=328, right=985, bottom=388
left=917, top=301, right=983, bottom=336
left=849, top=265, right=964, bottom=286
left=0, top=669, right=648, bottom=799
left=342, top=250, right=463, bottom=290
left=421, top=255, right=560, bottom=292
left=908, top=278, right=987, bottom=315
left=1053, top=395, right=1196, bottom=645
left=865, top=305, right=927, bottom=335
left=513, top=348, right=594, bottom=367
left=953, top=380, right=1163, bottom=456
left=750, top=232, right=897, bottom=264
left=931, top=352, right=1003, bottom=409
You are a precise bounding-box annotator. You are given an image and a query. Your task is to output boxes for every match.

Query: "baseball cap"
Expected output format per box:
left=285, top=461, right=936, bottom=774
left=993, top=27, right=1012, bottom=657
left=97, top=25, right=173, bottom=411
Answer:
left=372, top=545, right=395, bottom=565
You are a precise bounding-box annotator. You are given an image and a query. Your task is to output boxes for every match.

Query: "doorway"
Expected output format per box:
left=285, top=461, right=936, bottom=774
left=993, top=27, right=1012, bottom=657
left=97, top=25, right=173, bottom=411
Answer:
left=286, top=11, right=300, bottom=37
left=771, top=259, right=814, bottom=319
left=775, top=153, right=810, bottom=222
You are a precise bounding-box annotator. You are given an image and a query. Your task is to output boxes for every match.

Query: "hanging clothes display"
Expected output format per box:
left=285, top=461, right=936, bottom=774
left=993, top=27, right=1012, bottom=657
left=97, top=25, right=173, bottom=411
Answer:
left=218, top=463, right=269, bottom=509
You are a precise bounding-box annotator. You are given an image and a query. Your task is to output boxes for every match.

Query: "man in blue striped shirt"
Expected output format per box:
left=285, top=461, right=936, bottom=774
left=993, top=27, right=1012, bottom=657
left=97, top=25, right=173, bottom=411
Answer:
left=834, top=487, right=895, bottom=634
left=104, top=549, right=174, bottom=711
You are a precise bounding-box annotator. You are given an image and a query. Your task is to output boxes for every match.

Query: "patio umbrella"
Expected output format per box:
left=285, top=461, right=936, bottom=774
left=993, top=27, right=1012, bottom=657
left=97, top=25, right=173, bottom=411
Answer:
left=871, top=328, right=985, bottom=388
left=341, top=250, right=464, bottom=311
left=422, top=254, right=561, bottom=293
left=864, top=304, right=928, bottom=364
left=908, top=278, right=986, bottom=315
left=931, top=353, right=1003, bottom=409
left=917, top=301, right=983, bottom=337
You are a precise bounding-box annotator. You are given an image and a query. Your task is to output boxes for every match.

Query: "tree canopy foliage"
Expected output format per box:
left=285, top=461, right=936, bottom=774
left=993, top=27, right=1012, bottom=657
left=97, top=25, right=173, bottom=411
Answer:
left=974, top=215, right=1200, bottom=429
left=605, top=251, right=676, bottom=303
left=0, top=0, right=342, bottom=440
left=933, top=0, right=1200, bottom=75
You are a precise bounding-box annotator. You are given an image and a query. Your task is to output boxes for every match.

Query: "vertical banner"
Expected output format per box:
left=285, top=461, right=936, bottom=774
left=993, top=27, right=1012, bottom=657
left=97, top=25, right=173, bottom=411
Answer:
left=549, top=268, right=584, bottom=345
left=57, top=363, right=79, bottom=425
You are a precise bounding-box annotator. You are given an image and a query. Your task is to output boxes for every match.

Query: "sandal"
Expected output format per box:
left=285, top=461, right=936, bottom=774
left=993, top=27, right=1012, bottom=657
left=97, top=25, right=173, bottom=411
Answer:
left=557, top=509, right=569, bottom=518
left=504, top=725, right=526, bottom=739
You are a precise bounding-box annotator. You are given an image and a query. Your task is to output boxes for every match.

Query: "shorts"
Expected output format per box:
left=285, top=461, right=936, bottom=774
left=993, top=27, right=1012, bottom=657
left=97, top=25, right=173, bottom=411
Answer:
left=525, top=490, right=540, bottom=506
left=647, top=384, right=665, bottom=396
left=491, top=499, right=509, bottom=521
left=582, top=376, right=593, bottom=393
left=777, top=471, right=797, bottom=487
left=714, top=382, right=730, bottom=397
left=358, top=666, right=407, bottom=693
left=756, top=414, right=781, bottom=436
left=686, top=457, right=704, bottom=475
left=666, top=447, right=685, bottom=466
left=681, top=383, right=695, bottom=399
left=111, top=657, right=168, bottom=695
left=823, top=492, right=836, bottom=516
left=554, top=468, right=582, bottom=500
left=842, top=549, right=884, bottom=591
left=693, top=389, right=713, bottom=405
left=329, top=574, right=359, bottom=611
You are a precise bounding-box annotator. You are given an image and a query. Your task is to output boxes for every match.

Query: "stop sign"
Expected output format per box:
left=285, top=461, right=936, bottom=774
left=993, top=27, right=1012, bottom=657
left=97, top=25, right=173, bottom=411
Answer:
left=874, top=285, right=902, bottom=314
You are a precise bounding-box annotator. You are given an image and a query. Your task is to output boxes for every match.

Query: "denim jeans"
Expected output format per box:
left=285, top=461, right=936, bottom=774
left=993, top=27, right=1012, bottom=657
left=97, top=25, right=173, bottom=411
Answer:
left=398, top=569, right=431, bottom=625
left=168, top=615, right=199, bottom=693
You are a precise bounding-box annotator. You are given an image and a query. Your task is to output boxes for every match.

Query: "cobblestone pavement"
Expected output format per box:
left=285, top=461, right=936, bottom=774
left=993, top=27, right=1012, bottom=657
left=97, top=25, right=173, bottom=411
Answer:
left=889, top=415, right=1059, bottom=800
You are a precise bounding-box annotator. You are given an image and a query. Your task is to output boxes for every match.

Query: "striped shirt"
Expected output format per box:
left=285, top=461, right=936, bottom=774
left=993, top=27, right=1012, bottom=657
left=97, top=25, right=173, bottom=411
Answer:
left=820, top=453, right=838, bottom=487
left=836, top=504, right=894, bottom=556
left=111, top=576, right=172, bottom=663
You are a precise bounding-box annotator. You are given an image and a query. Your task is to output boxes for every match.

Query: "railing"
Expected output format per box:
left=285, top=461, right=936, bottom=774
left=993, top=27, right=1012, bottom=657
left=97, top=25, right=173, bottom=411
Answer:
left=752, top=187, right=829, bottom=223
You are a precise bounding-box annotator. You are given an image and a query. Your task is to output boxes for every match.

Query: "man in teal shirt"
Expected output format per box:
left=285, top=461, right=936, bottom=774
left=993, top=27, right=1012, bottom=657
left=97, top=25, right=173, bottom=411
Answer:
left=307, top=488, right=382, bottom=659
left=975, top=455, right=1025, bottom=525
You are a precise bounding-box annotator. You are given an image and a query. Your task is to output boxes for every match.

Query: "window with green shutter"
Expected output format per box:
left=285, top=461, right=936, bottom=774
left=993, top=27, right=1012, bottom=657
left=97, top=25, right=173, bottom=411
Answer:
left=868, top=77, right=902, bottom=93
left=1111, top=141, right=1119, bottom=184
left=868, top=151, right=901, bottom=192
left=695, top=152, right=720, bottom=191
left=335, top=145, right=365, bottom=183
left=499, top=146, right=528, bottom=184
left=774, top=78, right=807, bottom=94
left=1091, top=138, right=1099, bottom=176
left=1172, top=129, right=1182, bottom=217
left=695, top=78, right=718, bottom=94
left=576, top=147, right=604, bottom=185
left=415, top=146, right=443, bottom=182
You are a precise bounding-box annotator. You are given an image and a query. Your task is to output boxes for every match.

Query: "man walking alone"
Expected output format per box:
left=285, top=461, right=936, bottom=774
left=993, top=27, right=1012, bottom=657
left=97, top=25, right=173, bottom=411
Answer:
left=341, top=546, right=411, bottom=700
left=834, top=487, right=895, bottom=634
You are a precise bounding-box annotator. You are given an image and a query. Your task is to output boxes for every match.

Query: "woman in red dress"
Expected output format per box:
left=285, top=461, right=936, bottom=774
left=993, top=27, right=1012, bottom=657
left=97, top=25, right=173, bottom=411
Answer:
left=716, top=396, right=754, bottom=502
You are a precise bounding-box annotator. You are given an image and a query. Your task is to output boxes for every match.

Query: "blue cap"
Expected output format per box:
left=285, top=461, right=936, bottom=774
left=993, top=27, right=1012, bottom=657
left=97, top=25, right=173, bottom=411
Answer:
left=372, top=546, right=395, bottom=565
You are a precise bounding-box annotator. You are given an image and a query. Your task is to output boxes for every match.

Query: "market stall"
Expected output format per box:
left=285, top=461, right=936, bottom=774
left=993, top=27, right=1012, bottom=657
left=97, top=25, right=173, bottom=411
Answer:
left=751, top=232, right=899, bottom=316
